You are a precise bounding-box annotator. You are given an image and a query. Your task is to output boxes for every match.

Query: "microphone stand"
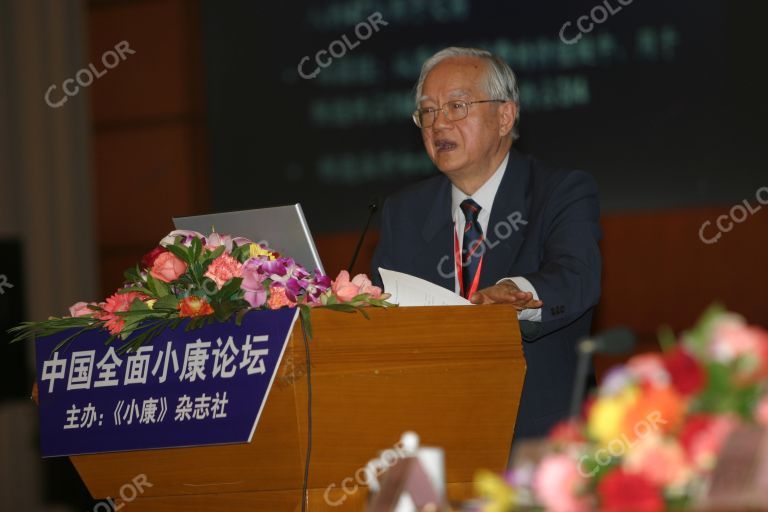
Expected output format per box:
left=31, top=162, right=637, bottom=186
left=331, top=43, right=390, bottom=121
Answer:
left=348, top=198, right=379, bottom=273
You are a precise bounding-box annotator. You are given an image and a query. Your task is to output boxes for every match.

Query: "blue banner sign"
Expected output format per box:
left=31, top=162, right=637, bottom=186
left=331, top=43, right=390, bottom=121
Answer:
left=35, top=308, right=299, bottom=457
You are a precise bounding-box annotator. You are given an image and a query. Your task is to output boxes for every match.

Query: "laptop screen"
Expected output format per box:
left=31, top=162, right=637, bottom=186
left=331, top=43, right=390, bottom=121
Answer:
left=173, top=204, right=325, bottom=274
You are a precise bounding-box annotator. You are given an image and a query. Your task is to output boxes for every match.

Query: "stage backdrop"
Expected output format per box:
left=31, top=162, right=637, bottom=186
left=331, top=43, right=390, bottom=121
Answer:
left=200, top=0, right=765, bottom=233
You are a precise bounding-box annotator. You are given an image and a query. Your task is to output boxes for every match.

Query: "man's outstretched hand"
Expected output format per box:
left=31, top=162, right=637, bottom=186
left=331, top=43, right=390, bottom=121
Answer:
left=469, top=281, right=543, bottom=310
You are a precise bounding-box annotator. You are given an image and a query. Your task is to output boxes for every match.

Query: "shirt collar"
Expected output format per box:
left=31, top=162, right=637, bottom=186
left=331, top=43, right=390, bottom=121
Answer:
left=451, top=152, right=509, bottom=219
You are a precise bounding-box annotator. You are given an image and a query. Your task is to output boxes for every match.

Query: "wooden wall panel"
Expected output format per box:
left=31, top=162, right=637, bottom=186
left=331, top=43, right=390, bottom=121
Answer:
left=92, top=124, right=202, bottom=246
left=596, top=207, right=768, bottom=335
left=88, top=0, right=207, bottom=296
left=89, top=0, right=203, bottom=123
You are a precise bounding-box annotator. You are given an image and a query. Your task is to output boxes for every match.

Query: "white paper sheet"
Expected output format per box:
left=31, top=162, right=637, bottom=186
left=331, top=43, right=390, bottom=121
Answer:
left=379, top=267, right=471, bottom=307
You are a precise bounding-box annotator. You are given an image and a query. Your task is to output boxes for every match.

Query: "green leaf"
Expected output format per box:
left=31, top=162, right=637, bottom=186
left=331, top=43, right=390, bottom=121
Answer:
left=119, top=286, right=153, bottom=296
left=129, top=298, right=150, bottom=311
left=145, top=273, right=169, bottom=298
left=212, top=301, right=237, bottom=322
left=154, top=295, right=179, bottom=310
left=191, top=236, right=203, bottom=263
left=165, top=243, right=191, bottom=264
left=201, top=277, right=218, bottom=297
left=232, top=242, right=251, bottom=262
left=189, top=262, right=204, bottom=283
left=124, top=265, right=143, bottom=283
left=299, top=304, right=313, bottom=340
left=235, top=308, right=248, bottom=326
left=204, top=245, right=225, bottom=264
left=215, top=277, right=243, bottom=301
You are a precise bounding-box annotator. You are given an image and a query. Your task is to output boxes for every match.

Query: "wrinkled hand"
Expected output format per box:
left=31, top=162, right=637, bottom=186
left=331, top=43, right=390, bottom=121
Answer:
left=469, top=281, right=543, bottom=311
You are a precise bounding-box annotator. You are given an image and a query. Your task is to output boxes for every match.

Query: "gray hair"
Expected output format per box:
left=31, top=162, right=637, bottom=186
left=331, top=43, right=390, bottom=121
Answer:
left=414, top=47, right=521, bottom=140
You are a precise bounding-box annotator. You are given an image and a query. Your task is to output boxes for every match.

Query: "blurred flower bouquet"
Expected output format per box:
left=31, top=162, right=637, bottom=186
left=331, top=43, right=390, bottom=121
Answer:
left=9, top=230, right=393, bottom=351
left=474, top=306, right=768, bottom=512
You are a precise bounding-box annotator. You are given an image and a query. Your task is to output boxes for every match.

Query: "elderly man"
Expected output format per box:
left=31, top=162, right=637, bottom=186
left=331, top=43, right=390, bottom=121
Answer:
left=371, top=47, right=602, bottom=439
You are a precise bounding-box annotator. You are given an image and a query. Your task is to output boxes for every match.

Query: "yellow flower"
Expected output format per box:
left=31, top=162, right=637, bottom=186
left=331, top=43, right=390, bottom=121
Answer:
left=474, top=469, right=516, bottom=512
left=145, top=299, right=157, bottom=310
left=587, top=387, right=638, bottom=445
left=249, top=243, right=276, bottom=260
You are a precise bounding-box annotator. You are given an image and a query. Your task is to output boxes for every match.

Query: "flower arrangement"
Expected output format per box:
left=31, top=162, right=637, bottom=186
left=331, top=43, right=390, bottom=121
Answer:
left=474, top=306, right=768, bottom=512
left=9, top=230, right=393, bottom=352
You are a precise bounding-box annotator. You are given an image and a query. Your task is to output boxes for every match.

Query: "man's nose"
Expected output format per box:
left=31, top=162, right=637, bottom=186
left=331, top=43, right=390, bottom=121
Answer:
left=432, top=106, right=452, bottom=130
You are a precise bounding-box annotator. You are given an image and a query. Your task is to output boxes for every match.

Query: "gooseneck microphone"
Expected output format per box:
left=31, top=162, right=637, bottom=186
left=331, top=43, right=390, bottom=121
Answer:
left=569, top=327, right=636, bottom=418
left=347, top=197, right=380, bottom=273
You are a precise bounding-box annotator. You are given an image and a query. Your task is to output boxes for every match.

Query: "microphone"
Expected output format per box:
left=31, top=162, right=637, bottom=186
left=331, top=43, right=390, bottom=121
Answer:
left=579, top=327, right=636, bottom=355
left=569, top=327, right=636, bottom=418
left=347, top=197, right=380, bottom=273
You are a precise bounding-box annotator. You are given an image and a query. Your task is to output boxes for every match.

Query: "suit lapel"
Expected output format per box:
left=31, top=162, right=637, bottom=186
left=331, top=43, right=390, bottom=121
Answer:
left=416, top=177, right=455, bottom=291
left=479, top=150, right=530, bottom=289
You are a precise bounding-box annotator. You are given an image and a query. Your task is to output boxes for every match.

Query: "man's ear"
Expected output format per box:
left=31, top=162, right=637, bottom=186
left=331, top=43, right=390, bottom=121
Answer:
left=498, top=101, right=517, bottom=137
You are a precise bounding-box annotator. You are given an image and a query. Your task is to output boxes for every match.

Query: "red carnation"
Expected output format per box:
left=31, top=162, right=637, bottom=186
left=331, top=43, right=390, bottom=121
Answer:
left=663, top=345, right=706, bottom=396
left=141, top=246, right=167, bottom=269
left=178, top=296, right=214, bottom=318
left=597, top=468, right=665, bottom=512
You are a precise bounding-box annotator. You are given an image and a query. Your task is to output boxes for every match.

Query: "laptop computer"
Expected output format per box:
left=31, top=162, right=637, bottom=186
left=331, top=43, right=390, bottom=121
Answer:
left=173, top=204, right=325, bottom=274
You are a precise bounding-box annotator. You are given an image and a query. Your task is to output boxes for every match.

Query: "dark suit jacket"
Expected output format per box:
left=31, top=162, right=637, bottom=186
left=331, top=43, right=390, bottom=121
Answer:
left=371, top=149, right=602, bottom=438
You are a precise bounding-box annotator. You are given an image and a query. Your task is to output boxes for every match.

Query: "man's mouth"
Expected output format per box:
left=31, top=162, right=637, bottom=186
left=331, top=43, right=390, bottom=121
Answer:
left=434, top=139, right=458, bottom=153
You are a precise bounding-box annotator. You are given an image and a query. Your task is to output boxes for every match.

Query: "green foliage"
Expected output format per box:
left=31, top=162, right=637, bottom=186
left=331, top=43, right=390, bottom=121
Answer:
left=6, top=232, right=396, bottom=352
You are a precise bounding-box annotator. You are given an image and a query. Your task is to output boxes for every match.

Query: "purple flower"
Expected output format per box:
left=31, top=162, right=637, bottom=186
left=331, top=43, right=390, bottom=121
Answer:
left=241, top=257, right=313, bottom=304
left=304, top=271, right=331, bottom=304
left=263, top=258, right=310, bottom=301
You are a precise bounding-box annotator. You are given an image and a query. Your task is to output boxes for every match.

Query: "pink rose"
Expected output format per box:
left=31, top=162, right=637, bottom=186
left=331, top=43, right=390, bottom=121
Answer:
left=68, top=301, right=95, bottom=317
left=332, top=270, right=382, bottom=302
left=150, top=252, right=188, bottom=283
left=532, top=454, right=590, bottom=512
left=204, top=253, right=242, bottom=289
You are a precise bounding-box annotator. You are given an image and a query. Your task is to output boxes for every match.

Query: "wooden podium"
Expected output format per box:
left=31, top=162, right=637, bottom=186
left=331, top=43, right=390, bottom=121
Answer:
left=69, top=305, right=526, bottom=511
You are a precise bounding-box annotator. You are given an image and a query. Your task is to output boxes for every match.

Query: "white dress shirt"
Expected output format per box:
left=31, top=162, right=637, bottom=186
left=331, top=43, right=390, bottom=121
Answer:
left=451, top=152, right=542, bottom=321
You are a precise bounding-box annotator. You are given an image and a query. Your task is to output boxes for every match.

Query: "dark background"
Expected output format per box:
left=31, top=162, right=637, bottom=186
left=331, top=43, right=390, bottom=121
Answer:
left=200, top=0, right=765, bottom=232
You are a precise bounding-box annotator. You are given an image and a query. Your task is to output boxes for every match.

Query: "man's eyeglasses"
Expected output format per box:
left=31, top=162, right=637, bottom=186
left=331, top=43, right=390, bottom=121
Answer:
left=412, top=99, right=507, bottom=128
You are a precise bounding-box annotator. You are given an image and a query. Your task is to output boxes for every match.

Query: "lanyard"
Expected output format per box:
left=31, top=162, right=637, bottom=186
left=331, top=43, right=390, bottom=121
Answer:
left=454, top=226, right=483, bottom=299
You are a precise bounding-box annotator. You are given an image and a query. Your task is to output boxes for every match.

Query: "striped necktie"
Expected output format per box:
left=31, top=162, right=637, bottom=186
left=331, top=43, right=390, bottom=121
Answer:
left=460, top=198, right=483, bottom=298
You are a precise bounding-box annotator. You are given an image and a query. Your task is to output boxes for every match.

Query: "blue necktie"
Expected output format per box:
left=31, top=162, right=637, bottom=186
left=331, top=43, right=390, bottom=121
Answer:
left=460, top=199, right=484, bottom=298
